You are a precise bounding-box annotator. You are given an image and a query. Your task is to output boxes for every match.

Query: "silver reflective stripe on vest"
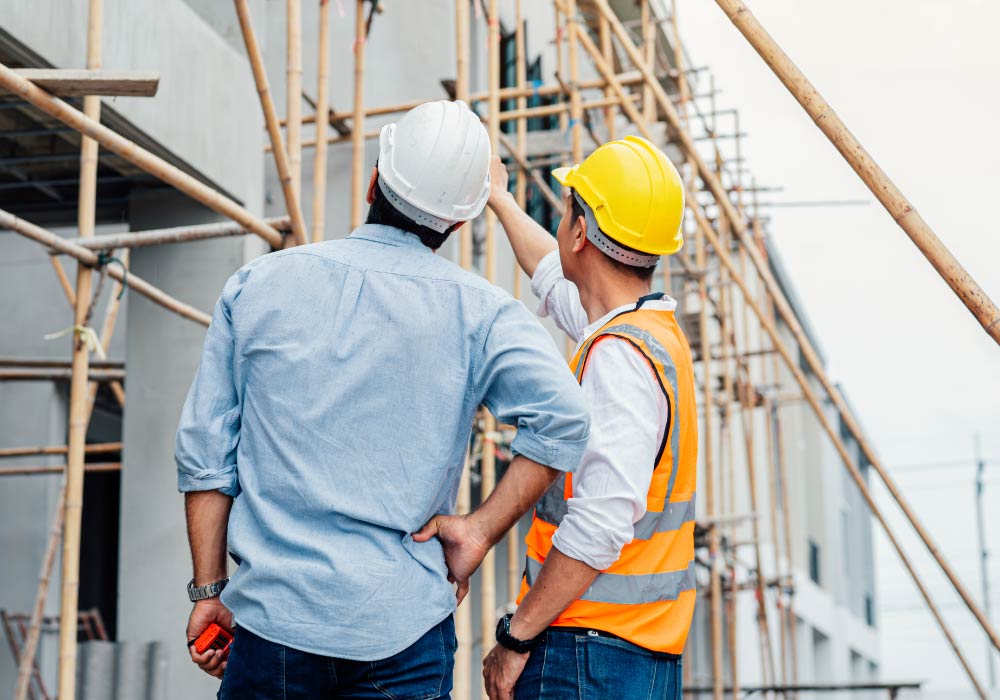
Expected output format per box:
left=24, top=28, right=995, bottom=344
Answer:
left=525, top=557, right=696, bottom=605
left=535, top=472, right=569, bottom=525
left=599, top=323, right=681, bottom=503
left=631, top=494, right=696, bottom=540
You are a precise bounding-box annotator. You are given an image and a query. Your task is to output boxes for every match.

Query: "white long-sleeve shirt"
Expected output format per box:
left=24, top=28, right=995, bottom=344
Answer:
left=531, top=251, right=673, bottom=570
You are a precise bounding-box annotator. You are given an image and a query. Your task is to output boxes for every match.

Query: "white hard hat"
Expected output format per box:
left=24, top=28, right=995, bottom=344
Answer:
left=377, top=100, right=491, bottom=233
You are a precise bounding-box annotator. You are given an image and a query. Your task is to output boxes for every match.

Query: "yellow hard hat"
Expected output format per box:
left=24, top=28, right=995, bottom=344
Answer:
left=552, top=136, right=685, bottom=257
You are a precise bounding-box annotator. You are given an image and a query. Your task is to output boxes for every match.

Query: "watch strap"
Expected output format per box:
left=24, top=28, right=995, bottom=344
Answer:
left=495, top=613, right=541, bottom=654
left=187, top=577, right=229, bottom=602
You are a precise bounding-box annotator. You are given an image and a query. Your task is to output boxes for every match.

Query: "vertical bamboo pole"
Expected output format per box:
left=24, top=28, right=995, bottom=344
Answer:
left=287, top=0, right=302, bottom=198
left=598, top=14, right=616, bottom=141
left=764, top=398, right=790, bottom=693
left=350, top=0, right=367, bottom=230
left=555, top=3, right=568, bottom=164
left=511, top=0, right=527, bottom=302
left=454, top=5, right=472, bottom=692
left=566, top=0, right=582, bottom=165
left=455, top=0, right=472, bottom=270
left=641, top=0, right=654, bottom=123
left=505, top=0, right=528, bottom=606
left=480, top=4, right=500, bottom=695
left=234, top=0, right=308, bottom=247
left=695, top=203, right=724, bottom=700
left=58, top=3, right=101, bottom=697
left=311, top=0, right=331, bottom=243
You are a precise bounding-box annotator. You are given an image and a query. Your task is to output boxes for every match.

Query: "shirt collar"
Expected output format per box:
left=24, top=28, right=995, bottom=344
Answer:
left=580, top=295, right=678, bottom=341
left=348, top=224, right=432, bottom=251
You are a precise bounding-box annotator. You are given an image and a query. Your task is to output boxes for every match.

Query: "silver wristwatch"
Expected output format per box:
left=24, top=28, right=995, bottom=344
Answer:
left=187, top=577, right=229, bottom=602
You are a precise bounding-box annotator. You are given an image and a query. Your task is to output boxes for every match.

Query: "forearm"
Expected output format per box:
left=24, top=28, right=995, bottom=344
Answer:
left=185, top=490, right=233, bottom=584
left=469, top=454, right=560, bottom=546
left=490, top=191, right=557, bottom=279
left=510, top=546, right=599, bottom=639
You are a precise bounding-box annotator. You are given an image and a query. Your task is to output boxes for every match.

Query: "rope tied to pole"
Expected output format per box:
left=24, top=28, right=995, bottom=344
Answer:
left=43, top=325, right=105, bottom=359
left=95, top=251, right=127, bottom=301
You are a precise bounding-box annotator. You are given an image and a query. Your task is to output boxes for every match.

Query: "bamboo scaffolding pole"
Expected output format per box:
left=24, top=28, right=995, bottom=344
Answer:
left=283, top=71, right=650, bottom=127
left=233, top=0, right=306, bottom=248
left=0, top=209, right=212, bottom=327
left=57, top=2, right=101, bottom=692
left=455, top=0, right=472, bottom=272
left=592, top=0, right=1000, bottom=656
left=58, top=217, right=291, bottom=251
left=14, top=489, right=64, bottom=700
left=684, top=189, right=989, bottom=700
left=86, top=249, right=127, bottom=410
left=0, top=442, right=121, bottom=459
left=287, top=0, right=303, bottom=198
left=480, top=4, right=500, bottom=695
left=598, top=14, right=616, bottom=141
left=312, top=0, right=331, bottom=243
left=0, top=462, right=121, bottom=478
left=453, top=4, right=472, bottom=695
left=566, top=0, right=583, bottom=165
left=350, top=0, right=367, bottom=230
left=0, top=66, right=285, bottom=251
left=273, top=128, right=378, bottom=152
left=764, top=398, right=790, bottom=694
left=506, top=0, right=527, bottom=599
left=50, top=256, right=76, bottom=306
left=641, top=0, right=654, bottom=124
left=713, top=0, right=1000, bottom=345
left=0, top=368, right=124, bottom=382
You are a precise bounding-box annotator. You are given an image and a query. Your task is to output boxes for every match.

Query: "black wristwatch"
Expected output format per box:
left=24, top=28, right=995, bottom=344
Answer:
left=495, top=613, right=542, bottom=654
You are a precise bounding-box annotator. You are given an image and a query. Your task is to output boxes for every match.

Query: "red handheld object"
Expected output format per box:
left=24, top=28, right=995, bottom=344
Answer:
left=192, top=623, right=233, bottom=655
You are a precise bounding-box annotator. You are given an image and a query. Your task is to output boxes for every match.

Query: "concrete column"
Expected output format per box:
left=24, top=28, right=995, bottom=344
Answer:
left=117, top=189, right=250, bottom=700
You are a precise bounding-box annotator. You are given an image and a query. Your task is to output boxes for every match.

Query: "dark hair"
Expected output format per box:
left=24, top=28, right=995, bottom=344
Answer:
left=366, top=176, right=454, bottom=251
left=570, top=193, right=657, bottom=282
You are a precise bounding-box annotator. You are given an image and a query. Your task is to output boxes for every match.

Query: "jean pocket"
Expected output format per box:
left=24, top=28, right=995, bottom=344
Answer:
left=368, top=617, right=454, bottom=700
left=579, top=634, right=657, bottom=700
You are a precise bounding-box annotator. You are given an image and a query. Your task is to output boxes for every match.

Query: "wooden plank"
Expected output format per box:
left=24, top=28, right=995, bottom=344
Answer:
left=12, top=69, right=159, bottom=97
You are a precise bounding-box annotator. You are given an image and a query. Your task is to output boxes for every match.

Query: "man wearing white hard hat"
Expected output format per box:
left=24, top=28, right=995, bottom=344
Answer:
left=176, top=100, right=590, bottom=698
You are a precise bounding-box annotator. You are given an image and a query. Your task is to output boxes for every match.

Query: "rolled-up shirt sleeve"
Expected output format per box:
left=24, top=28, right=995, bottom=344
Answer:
left=474, top=296, right=591, bottom=473
left=175, top=270, right=246, bottom=497
left=551, top=338, right=665, bottom=570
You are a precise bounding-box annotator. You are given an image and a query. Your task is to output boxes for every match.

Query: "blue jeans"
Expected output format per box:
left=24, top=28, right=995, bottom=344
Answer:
left=514, top=628, right=682, bottom=700
left=218, top=616, right=455, bottom=699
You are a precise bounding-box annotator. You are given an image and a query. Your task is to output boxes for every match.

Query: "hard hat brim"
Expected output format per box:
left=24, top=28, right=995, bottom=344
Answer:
left=551, top=165, right=576, bottom=188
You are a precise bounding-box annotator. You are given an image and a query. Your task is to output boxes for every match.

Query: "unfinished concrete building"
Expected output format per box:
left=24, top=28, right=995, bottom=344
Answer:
left=2, top=1, right=996, bottom=699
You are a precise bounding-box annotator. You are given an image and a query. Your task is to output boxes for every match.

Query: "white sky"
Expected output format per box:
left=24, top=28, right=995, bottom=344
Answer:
left=677, top=0, right=1000, bottom=694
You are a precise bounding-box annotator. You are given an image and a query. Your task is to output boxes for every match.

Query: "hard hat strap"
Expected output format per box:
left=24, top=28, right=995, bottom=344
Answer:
left=572, top=193, right=660, bottom=268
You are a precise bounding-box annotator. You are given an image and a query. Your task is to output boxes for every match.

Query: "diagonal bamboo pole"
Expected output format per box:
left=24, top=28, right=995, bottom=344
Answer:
left=312, top=0, right=331, bottom=243
left=685, top=190, right=988, bottom=700
left=50, top=257, right=76, bottom=306
left=0, top=209, right=211, bottom=327
left=713, top=0, right=1000, bottom=345
left=287, top=0, right=303, bottom=199
left=592, top=0, right=1000, bottom=656
left=350, top=0, right=367, bottom=230
left=233, top=0, right=307, bottom=247
left=57, top=1, right=102, bottom=692
left=0, top=62, right=284, bottom=250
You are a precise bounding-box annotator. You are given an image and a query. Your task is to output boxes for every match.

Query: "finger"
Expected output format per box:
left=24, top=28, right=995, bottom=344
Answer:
left=456, top=579, right=470, bottom=605
left=411, top=517, right=441, bottom=542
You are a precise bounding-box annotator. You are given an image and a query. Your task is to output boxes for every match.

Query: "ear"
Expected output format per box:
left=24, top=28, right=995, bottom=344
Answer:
left=365, top=167, right=379, bottom=204
left=570, top=212, right=588, bottom=254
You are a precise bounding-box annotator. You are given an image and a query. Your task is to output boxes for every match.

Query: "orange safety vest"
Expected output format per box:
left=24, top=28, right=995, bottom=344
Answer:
left=518, top=301, right=699, bottom=655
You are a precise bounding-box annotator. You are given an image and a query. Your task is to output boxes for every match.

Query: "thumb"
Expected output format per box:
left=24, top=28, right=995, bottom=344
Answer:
left=411, top=517, right=442, bottom=543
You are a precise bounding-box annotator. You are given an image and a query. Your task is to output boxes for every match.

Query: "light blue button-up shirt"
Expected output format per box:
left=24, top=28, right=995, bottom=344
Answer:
left=175, top=224, right=590, bottom=661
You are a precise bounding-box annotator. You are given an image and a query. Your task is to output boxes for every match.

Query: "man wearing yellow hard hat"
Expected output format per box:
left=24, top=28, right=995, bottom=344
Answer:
left=481, top=136, right=699, bottom=699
